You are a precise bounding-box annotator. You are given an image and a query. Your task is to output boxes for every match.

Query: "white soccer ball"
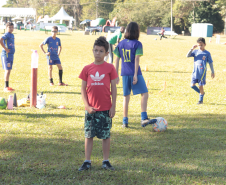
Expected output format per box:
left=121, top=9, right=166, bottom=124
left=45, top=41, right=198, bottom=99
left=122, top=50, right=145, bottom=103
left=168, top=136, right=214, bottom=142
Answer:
left=152, top=117, right=168, bottom=132
left=154, top=38, right=157, bottom=40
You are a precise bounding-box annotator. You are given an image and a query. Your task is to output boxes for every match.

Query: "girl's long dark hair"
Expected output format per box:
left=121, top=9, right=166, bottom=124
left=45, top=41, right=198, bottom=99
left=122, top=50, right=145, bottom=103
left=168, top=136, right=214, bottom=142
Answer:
left=124, top=22, right=140, bottom=40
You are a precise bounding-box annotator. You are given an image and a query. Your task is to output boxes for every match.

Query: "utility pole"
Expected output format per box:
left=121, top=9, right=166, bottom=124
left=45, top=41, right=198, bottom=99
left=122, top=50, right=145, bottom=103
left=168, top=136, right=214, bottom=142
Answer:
left=193, top=2, right=195, bottom=22
left=171, top=0, right=173, bottom=33
left=43, top=2, right=46, bottom=17
left=96, top=0, right=99, bottom=19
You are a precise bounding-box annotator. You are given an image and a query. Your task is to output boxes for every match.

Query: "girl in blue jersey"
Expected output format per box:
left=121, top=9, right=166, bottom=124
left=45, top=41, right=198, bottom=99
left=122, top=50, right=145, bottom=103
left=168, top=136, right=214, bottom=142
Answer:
left=187, top=37, right=215, bottom=104
left=114, top=22, right=157, bottom=128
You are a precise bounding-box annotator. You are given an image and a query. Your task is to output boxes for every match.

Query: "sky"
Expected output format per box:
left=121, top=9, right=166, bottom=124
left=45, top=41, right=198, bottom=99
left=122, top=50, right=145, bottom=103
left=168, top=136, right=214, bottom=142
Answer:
left=0, top=0, right=7, bottom=8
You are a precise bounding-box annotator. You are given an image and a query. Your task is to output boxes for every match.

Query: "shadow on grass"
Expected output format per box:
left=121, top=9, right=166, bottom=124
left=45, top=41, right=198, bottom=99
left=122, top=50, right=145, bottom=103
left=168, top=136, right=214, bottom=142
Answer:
left=144, top=70, right=190, bottom=73
left=206, top=103, right=226, bottom=106
left=0, top=112, right=81, bottom=118
left=171, top=38, right=185, bottom=40
left=44, top=91, right=81, bottom=95
left=0, top=113, right=225, bottom=184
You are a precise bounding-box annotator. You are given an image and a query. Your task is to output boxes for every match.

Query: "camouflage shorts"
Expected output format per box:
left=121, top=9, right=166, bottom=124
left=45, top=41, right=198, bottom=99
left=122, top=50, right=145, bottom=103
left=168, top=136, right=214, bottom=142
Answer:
left=84, top=110, right=112, bottom=139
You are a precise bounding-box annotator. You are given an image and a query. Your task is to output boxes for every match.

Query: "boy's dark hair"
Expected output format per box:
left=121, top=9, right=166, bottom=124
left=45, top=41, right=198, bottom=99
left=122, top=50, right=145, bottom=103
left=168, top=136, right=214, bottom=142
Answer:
left=93, top=36, right=109, bottom=52
left=6, top=22, right=14, bottom=27
left=52, top=26, right=58, bottom=31
left=197, top=37, right=206, bottom=44
left=124, top=22, right=140, bottom=40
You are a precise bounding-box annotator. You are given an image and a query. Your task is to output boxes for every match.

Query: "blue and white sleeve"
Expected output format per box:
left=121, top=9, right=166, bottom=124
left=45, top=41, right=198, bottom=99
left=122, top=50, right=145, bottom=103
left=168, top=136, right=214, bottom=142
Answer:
left=42, top=37, right=49, bottom=45
left=1, top=33, right=9, bottom=40
left=208, top=53, right=214, bottom=74
left=186, top=49, right=195, bottom=58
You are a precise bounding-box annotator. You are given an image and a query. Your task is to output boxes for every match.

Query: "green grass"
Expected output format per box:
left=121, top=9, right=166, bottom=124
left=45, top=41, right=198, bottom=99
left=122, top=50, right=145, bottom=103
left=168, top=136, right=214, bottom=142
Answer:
left=0, top=30, right=226, bottom=184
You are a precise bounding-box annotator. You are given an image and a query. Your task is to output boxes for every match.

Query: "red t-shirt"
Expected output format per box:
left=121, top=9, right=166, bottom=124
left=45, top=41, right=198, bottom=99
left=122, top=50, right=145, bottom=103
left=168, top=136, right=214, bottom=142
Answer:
left=79, top=62, right=118, bottom=111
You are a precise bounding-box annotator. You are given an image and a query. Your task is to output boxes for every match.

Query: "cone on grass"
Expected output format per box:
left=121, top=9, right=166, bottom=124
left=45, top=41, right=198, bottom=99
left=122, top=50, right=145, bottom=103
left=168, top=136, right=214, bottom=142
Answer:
left=13, top=93, right=17, bottom=107
left=146, top=80, right=149, bottom=89
left=159, top=81, right=166, bottom=93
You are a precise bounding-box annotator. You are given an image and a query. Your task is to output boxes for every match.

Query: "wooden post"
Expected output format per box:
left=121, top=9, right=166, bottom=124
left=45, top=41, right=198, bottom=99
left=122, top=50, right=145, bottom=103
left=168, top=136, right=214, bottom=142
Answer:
left=30, top=68, right=38, bottom=107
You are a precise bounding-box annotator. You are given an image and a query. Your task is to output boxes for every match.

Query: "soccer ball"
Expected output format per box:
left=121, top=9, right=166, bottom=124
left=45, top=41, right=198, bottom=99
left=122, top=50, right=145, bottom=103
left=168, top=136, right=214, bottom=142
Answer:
left=0, top=97, right=7, bottom=109
left=154, top=38, right=157, bottom=40
left=152, top=117, right=168, bottom=132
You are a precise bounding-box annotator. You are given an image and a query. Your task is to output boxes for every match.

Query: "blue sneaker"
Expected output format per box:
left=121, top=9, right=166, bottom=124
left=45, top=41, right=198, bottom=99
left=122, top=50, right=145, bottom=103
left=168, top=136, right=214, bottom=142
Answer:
left=122, top=123, right=128, bottom=128
left=141, top=118, right=157, bottom=127
left=78, top=162, right=91, bottom=171
left=102, top=161, right=115, bottom=170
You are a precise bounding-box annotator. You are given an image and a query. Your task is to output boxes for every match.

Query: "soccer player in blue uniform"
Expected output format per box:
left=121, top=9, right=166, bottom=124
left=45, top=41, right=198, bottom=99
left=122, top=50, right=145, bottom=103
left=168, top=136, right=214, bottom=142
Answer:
left=113, top=22, right=157, bottom=128
left=187, top=37, right=215, bottom=104
left=0, top=22, right=15, bottom=92
left=40, top=26, right=67, bottom=86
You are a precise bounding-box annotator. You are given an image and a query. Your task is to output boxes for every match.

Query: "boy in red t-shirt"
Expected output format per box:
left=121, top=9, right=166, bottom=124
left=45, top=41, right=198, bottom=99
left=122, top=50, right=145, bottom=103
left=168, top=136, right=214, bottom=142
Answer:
left=78, top=37, right=118, bottom=171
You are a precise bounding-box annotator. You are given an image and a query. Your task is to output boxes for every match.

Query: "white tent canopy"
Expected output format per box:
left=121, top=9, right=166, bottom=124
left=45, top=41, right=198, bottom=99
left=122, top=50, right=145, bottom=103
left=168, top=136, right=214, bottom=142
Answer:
left=51, top=7, right=74, bottom=24
left=37, top=15, right=52, bottom=23
left=12, top=16, right=23, bottom=21
left=0, top=8, right=36, bottom=17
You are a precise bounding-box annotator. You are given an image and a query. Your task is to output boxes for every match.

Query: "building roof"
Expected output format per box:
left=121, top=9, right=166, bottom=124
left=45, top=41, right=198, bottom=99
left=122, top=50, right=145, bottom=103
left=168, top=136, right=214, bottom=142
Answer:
left=0, top=8, right=36, bottom=17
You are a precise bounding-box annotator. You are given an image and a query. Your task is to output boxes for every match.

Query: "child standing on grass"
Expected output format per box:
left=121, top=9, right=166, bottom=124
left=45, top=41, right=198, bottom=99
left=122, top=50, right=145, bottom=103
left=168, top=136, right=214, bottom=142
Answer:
left=187, top=37, right=215, bottom=104
left=40, top=26, right=67, bottom=86
left=78, top=36, right=118, bottom=171
left=0, top=22, right=15, bottom=92
left=113, top=22, right=157, bottom=128
left=104, top=27, right=125, bottom=64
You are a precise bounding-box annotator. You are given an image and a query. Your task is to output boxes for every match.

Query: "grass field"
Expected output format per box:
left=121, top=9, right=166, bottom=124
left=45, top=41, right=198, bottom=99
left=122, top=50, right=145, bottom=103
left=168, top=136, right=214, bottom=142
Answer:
left=0, top=30, right=226, bottom=185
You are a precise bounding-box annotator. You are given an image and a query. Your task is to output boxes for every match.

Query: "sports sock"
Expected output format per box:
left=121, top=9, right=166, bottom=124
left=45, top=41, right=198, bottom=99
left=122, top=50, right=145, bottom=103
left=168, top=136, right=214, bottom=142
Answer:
left=123, top=117, right=128, bottom=124
left=191, top=85, right=200, bottom=93
left=59, top=70, right=63, bottom=83
left=103, top=160, right=109, bottom=162
left=141, top=112, right=148, bottom=120
left=199, top=94, right=204, bottom=102
left=5, top=81, right=9, bottom=88
left=50, top=78, right=53, bottom=83
left=84, top=160, right=91, bottom=163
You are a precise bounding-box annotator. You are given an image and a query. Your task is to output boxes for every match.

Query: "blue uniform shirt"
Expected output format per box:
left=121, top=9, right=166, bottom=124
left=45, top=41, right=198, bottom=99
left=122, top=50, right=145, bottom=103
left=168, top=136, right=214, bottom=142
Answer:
left=113, top=39, right=143, bottom=76
left=1, top=32, right=15, bottom=58
left=43, top=37, right=61, bottom=60
left=189, top=49, right=213, bottom=81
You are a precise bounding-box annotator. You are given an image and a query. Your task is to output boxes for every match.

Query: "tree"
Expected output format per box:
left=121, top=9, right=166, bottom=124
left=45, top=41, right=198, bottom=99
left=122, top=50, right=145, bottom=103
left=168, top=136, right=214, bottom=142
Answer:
left=110, top=0, right=171, bottom=31
left=3, top=0, right=19, bottom=7
left=188, top=1, right=224, bottom=33
left=80, top=0, right=117, bottom=21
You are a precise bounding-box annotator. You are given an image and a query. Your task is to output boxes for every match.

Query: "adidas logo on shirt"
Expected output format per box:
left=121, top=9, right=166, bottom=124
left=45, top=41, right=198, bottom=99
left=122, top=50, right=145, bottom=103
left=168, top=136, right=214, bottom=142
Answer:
left=90, top=71, right=105, bottom=86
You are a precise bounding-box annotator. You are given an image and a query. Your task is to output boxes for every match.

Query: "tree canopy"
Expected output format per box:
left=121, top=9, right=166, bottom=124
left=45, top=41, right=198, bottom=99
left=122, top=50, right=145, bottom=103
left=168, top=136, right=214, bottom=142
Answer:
left=3, top=0, right=225, bottom=33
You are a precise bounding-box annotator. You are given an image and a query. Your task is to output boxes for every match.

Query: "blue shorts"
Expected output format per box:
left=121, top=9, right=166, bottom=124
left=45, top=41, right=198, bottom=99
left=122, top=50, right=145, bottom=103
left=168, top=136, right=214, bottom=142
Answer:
left=191, top=77, right=206, bottom=86
left=1, top=56, right=13, bottom=70
left=47, top=57, right=61, bottom=65
left=122, top=75, right=148, bottom=96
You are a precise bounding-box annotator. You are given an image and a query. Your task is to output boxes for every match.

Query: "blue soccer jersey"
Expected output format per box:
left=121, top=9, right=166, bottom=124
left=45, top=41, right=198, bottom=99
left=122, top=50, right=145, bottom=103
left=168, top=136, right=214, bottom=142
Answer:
left=1, top=32, right=15, bottom=58
left=43, top=37, right=61, bottom=60
left=113, top=39, right=143, bottom=76
left=188, top=49, right=213, bottom=81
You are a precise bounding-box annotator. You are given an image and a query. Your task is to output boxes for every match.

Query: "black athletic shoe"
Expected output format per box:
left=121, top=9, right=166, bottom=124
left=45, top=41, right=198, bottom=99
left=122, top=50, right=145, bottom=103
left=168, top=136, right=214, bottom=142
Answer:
left=78, top=162, right=91, bottom=172
left=122, top=123, right=128, bottom=128
left=197, top=101, right=203, bottom=105
left=102, top=161, right=115, bottom=170
left=141, top=118, right=157, bottom=127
